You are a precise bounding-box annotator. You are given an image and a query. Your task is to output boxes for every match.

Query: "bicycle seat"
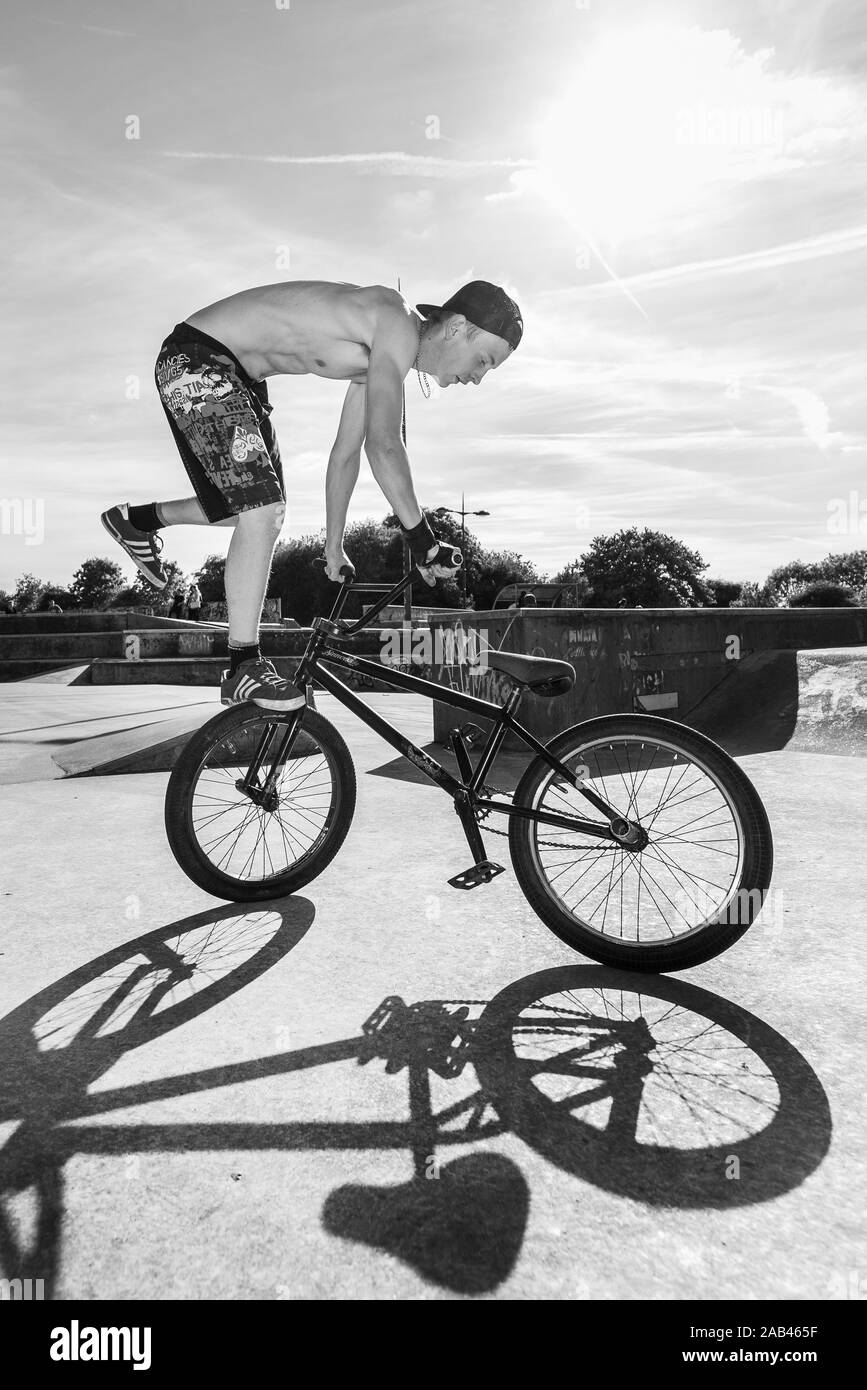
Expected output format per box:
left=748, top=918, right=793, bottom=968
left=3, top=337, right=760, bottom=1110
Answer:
left=486, top=650, right=575, bottom=697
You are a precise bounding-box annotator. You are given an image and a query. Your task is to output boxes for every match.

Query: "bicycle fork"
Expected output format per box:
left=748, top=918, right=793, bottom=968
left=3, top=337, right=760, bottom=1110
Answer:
left=235, top=713, right=306, bottom=811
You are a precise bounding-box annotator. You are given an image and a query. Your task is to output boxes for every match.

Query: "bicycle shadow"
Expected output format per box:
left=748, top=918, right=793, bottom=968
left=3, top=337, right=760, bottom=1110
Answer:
left=0, top=912, right=832, bottom=1297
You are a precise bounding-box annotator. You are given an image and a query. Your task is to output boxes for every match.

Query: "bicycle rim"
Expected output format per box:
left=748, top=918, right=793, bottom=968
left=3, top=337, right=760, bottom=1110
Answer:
left=526, top=731, right=747, bottom=952
left=185, top=712, right=342, bottom=887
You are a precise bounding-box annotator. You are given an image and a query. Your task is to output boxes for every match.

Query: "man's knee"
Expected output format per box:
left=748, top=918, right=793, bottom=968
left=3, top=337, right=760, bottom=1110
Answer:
left=236, top=500, right=285, bottom=532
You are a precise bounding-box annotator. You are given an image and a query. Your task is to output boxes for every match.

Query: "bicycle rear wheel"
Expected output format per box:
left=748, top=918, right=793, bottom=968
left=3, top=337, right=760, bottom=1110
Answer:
left=165, top=704, right=356, bottom=901
left=509, top=715, right=773, bottom=972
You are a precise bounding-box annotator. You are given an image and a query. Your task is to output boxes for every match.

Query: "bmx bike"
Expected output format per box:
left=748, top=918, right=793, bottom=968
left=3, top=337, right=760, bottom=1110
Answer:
left=165, top=559, right=773, bottom=973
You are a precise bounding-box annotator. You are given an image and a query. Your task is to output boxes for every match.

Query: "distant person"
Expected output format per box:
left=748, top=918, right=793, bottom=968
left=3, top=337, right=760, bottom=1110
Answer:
left=186, top=583, right=202, bottom=622
left=99, top=279, right=518, bottom=710
left=519, top=590, right=537, bottom=607
left=169, top=591, right=185, bottom=620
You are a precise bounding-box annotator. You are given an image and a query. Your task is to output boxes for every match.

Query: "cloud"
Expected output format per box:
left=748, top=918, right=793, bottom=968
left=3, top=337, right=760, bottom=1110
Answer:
left=160, top=149, right=535, bottom=179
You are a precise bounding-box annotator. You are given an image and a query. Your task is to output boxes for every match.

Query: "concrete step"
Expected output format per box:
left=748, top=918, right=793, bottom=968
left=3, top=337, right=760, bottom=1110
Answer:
left=90, top=655, right=397, bottom=691
left=1, top=626, right=391, bottom=667
left=0, top=610, right=203, bottom=633
left=1, top=633, right=129, bottom=660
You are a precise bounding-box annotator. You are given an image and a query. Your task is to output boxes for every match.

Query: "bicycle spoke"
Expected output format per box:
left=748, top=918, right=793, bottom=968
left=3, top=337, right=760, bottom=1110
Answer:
left=531, top=732, right=745, bottom=947
left=187, top=718, right=339, bottom=883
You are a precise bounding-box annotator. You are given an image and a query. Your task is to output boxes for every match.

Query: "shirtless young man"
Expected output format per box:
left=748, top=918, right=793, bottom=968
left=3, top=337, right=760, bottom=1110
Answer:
left=101, top=279, right=523, bottom=711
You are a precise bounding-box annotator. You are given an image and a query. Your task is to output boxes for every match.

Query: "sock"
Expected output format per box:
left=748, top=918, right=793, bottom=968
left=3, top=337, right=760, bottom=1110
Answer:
left=229, top=643, right=260, bottom=676
left=128, top=502, right=165, bottom=532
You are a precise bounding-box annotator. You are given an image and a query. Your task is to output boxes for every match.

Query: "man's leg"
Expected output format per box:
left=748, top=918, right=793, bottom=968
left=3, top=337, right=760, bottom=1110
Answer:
left=153, top=497, right=238, bottom=528
left=224, top=501, right=285, bottom=645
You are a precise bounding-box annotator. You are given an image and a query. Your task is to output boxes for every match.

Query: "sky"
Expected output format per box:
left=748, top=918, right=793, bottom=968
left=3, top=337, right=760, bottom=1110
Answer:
left=1, top=0, right=866, bottom=592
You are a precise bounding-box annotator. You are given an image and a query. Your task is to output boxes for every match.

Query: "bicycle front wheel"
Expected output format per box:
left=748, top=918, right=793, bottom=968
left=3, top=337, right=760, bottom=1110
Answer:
left=509, top=715, right=773, bottom=972
left=165, top=704, right=356, bottom=901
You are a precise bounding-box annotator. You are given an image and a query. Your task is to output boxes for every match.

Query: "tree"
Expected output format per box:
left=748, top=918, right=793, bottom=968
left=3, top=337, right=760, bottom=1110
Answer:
left=381, top=510, right=544, bottom=610
left=270, top=530, right=333, bottom=626
left=13, top=573, right=47, bottom=612
left=382, top=508, right=477, bottom=607
left=731, top=580, right=776, bottom=608
left=194, top=554, right=227, bottom=604
left=705, top=579, right=743, bottom=608
left=109, top=585, right=147, bottom=609
left=816, top=550, right=867, bottom=592
left=38, top=586, right=77, bottom=611
left=579, top=528, right=713, bottom=606
left=70, top=558, right=124, bottom=609
left=472, top=546, right=544, bottom=610
left=762, top=559, right=823, bottom=607
left=130, top=559, right=187, bottom=612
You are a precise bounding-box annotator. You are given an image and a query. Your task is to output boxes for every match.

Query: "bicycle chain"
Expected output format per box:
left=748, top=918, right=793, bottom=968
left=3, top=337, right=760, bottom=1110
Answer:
left=474, top=786, right=619, bottom=852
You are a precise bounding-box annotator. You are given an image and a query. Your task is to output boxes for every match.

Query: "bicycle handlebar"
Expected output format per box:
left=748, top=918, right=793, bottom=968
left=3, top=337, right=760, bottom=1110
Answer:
left=312, top=556, right=356, bottom=583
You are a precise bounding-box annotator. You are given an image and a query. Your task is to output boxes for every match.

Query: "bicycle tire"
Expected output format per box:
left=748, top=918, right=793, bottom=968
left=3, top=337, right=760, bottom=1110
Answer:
left=165, top=704, right=356, bottom=902
left=509, top=714, right=773, bottom=972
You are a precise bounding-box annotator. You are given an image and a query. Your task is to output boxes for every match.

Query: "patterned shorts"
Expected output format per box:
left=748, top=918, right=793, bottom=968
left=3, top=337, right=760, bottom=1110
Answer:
left=155, top=322, right=285, bottom=523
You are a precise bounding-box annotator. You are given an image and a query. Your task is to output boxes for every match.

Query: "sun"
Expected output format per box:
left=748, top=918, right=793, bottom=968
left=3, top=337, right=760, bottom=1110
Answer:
left=534, top=25, right=780, bottom=245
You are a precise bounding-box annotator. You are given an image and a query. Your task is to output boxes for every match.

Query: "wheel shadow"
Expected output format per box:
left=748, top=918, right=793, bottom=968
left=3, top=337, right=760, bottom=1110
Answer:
left=0, top=918, right=832, bottom=1296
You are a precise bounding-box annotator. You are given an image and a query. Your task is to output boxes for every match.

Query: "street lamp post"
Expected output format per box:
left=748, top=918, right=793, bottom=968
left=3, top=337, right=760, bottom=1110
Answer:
left=435, top=495, right=490, bottom=609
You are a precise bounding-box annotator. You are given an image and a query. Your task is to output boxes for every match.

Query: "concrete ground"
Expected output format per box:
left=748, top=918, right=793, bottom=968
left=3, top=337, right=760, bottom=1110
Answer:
left=0, top=685, right=864, bottom=1300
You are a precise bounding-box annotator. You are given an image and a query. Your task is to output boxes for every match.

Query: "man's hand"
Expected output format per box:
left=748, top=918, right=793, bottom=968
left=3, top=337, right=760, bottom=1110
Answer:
left=417, top=542, right=463, bottom=588
left=325, top=545, right=353, bottom=582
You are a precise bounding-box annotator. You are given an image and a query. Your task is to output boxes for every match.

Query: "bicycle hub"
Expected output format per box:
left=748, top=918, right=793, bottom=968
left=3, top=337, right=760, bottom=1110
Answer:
left=609, top=817, right=649, bottom=852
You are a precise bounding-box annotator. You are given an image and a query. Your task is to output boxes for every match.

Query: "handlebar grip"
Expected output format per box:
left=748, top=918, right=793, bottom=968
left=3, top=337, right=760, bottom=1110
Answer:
left=313, top=555, right=356, bottom=582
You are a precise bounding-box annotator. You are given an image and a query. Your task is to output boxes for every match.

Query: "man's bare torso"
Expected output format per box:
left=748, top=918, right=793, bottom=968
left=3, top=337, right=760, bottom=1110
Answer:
left=185, top=281, right=419, bottom=384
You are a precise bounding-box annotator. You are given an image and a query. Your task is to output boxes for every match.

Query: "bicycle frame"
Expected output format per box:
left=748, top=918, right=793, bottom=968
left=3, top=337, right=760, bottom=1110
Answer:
left=242, top=565, right=627, bottom=845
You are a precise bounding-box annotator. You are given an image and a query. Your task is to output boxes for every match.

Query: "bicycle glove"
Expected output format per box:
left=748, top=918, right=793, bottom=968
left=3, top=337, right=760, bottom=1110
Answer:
left=417, top=542, right=463, bottom=588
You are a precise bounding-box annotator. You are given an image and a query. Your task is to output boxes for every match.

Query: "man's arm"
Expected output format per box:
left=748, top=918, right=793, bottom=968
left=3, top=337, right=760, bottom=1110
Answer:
left=363, top=302, right=424, bottom=530
left=325, top=380, right=366, bottom=556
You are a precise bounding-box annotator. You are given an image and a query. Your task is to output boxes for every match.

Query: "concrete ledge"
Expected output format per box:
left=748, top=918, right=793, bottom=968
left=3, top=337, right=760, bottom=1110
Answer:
left=0, top=609, right=204, bottom=633
left=90, top=655, right=400, bottom=693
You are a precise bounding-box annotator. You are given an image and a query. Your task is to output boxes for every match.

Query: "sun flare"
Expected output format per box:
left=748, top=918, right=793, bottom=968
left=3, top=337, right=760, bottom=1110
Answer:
left=535, top=25, right=787, bottom=243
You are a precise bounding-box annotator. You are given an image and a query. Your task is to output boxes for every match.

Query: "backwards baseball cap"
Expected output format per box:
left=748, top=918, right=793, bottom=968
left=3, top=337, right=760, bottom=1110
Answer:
left=416, top=280, right=523, bottom=351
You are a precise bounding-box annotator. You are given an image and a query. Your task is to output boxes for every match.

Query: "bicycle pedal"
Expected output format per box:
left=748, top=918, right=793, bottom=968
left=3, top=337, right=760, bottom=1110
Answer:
left=457, top=722, right=483, bottom=747
left=448, top=860, right=506, bottom=890
left=362, top=995, right=408, bottom=1037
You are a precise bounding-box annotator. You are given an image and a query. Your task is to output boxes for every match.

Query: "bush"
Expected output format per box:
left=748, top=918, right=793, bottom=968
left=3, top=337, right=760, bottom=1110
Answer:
left=786, top=582, right=859, bottom=608
left=705, top=579, right=743, bottom=608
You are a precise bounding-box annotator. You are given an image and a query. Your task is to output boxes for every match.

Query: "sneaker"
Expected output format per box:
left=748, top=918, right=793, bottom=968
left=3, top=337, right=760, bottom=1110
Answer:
left=220, top=657, right=306, bottom=711
left=101, top=503, right=167, bottom=590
